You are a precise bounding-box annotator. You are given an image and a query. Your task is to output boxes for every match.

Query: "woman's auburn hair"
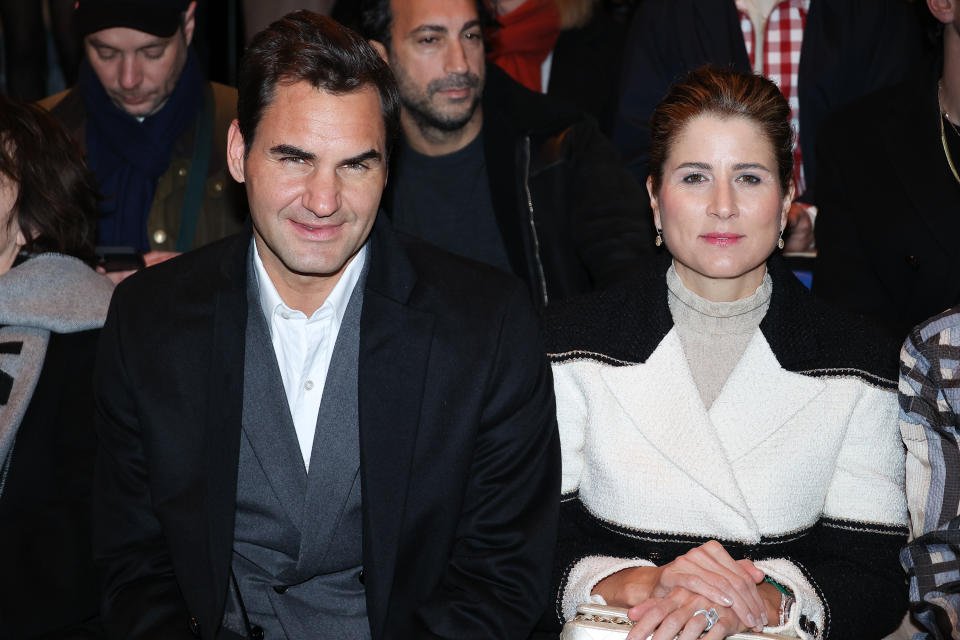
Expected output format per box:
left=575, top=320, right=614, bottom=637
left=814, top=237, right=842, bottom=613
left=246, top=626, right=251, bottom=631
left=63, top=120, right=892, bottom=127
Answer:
left=648, top=65, right=795, bottom=195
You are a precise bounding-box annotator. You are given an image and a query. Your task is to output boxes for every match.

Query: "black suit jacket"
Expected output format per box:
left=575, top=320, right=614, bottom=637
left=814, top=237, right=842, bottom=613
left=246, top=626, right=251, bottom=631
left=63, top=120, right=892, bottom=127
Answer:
left=0, top=330, right=104, bottom=639
left=92, top=218, right=560, bottom=639
left=613, top=0, right=929, bottom=201
left=813, top=71, right=960, bottom=341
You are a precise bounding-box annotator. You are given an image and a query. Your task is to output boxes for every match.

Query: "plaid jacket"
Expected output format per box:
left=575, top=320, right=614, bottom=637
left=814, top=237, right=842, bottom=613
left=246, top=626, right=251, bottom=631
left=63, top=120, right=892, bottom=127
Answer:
left=900, top=306, right=960, bottom=640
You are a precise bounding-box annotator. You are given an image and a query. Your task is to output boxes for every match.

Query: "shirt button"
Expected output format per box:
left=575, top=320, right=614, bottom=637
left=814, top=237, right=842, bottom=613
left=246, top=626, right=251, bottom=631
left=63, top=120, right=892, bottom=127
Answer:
left=304, top=380, right=314, bottom=391
left=280, top=311, right=290, bottom=320
left=214, top=181, right=223, bottom=192
left=178, top=167, right=188, bottom=177
left=152, top=229, right=167, bottom=244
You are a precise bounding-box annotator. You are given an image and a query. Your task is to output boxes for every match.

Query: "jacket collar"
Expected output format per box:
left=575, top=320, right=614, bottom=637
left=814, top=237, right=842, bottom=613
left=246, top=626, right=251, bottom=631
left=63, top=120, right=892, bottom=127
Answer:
left=202, top=214, right=428, bottom=627
left=592, top=253, right=825, bottom=533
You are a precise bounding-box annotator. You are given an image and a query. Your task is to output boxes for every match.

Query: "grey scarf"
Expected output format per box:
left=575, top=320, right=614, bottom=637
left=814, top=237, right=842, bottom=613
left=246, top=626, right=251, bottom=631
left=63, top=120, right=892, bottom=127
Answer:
left=0, top=253, right=114, bottom=497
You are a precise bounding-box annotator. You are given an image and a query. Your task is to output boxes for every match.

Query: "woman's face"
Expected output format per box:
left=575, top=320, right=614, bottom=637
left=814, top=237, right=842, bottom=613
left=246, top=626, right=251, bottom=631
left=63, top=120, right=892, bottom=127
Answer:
left=0, top=172, right=26, bottom=276
left=648, top=114, right=793, bottom=302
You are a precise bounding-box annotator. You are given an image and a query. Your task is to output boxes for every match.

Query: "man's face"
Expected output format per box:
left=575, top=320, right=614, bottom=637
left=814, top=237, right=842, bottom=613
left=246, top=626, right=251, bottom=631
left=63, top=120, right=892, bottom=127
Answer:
left=226, top=82, right=387, bottom=297
left=84, top=18, right=193, bottom=117
left=387, top=0, right=485, bottom=133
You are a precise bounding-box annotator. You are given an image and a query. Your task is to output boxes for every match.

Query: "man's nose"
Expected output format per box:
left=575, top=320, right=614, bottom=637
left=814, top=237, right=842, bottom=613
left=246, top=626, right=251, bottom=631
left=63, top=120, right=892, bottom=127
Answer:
left=444, top=40, right=469, bottom=76
left=302, top=170, right=341, bottom=217
left=119, top=56, right=142, bottom=90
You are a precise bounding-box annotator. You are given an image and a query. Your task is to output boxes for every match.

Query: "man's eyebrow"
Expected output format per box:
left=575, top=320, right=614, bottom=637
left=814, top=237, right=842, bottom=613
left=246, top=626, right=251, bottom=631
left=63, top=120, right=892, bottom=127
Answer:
left=343, top=149, right=382, bottom=165
left=410, top=24, right=448, bottom=36
left=269, top=144, right=315, bottom=161
left=87, top=38, right=117, bottom=50
left=461, top=19, right=481, bottom=33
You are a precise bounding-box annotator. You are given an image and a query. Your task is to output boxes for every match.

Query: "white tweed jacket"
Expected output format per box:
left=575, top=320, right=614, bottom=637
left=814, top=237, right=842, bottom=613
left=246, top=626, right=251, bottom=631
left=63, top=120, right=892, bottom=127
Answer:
left=543, top=254, right=909, bottom=640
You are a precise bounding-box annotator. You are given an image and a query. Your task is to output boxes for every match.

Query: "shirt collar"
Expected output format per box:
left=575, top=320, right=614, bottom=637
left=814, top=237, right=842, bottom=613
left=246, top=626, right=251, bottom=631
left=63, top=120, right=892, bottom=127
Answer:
left=735, top=0, right=809, bottom=14
left=252, top=239, right=368, bottom=328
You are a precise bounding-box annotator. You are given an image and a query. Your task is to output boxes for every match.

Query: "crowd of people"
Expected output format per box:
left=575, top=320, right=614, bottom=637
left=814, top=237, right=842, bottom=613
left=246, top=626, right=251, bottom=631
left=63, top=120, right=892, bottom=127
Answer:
left=0, top=0, right=958, bottom=639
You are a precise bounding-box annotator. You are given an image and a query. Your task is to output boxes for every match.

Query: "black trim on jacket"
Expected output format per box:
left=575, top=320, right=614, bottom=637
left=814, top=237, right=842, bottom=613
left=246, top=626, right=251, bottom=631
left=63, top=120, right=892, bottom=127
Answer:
left=544, top=251, right=899, bottom=387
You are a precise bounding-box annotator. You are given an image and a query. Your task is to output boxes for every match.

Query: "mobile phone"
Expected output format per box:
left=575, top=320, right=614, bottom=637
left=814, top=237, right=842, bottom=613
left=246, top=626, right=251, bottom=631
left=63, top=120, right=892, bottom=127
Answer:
left=96, top=246, right=145, bottom=272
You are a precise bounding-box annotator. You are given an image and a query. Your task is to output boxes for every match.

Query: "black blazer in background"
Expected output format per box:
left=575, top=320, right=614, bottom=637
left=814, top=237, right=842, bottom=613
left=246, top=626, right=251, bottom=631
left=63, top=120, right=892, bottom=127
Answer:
left=0, top=330, right=104, bottom=639
left=92, top=218, right=560, bottom=639
left=813, top=71, right=960, bottom=341
left=613, top=0, right=929, bottom=202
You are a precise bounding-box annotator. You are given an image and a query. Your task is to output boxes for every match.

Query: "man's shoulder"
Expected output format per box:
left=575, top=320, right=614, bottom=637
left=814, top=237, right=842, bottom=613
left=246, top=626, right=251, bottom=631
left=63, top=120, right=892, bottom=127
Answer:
left=37, top=88, right=74, bottom=112
left=483, top=64, right=585, bottom=135
left=395, top=232, right=527, bottom=308
left=209, top=81, right=238, bottom=116
left=906, top=306, right=960, bottom=358
left=37, top=88, right=85, bottom=136
left=113, top=233, right=247, bottom=309
left=818, top=74, right=924, bottom=146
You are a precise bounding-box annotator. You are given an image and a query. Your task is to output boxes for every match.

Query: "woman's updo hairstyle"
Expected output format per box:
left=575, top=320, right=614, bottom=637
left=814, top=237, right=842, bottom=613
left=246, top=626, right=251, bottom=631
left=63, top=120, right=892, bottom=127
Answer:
left=648, top=66, right=794, bottom=195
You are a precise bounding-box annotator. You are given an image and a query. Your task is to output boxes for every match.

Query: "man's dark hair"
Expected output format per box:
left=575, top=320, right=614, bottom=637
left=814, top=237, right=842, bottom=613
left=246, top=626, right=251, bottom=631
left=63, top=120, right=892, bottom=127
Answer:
left=358, top=0, right=493, bottom=49
left=238, top=11, right=401, bottom=157
left=0, top=95, right=99, bottom=266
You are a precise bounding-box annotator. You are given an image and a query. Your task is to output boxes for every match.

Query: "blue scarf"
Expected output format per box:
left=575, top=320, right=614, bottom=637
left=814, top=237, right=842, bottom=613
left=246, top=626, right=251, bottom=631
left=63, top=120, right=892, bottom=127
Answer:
left=80, top=49, right=203, bottom=251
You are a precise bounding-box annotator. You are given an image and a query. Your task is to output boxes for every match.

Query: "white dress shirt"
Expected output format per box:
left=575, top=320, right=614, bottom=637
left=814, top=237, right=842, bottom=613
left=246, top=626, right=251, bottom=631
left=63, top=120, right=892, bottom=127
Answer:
left=252, top=242, right=367, bottom=471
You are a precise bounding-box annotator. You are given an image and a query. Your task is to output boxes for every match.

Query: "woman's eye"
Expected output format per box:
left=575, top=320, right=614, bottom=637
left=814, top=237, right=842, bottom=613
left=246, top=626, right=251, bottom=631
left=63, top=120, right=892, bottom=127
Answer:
left=738, top=174, right=761, bottom=185
left=682, top=173, right=706, bottom=184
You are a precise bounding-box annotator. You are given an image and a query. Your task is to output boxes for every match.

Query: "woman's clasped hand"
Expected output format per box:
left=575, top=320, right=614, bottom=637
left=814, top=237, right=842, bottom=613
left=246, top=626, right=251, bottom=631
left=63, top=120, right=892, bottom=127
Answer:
left=593, top=541, right=781, bottom=639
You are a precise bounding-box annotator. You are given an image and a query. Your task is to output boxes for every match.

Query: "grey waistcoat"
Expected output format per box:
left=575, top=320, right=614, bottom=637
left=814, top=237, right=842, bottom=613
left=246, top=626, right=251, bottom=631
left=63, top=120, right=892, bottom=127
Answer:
left=224, top=251, right=370, bottom=640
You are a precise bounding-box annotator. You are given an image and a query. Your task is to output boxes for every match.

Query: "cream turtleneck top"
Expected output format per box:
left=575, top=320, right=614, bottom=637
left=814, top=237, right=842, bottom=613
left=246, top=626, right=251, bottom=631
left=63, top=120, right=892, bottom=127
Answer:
left=666, top=263, right=773, bottom=409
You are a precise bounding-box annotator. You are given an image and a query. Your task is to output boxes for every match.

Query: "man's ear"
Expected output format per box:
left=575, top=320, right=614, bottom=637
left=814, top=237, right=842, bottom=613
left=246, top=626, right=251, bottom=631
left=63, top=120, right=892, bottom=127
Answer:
left=182, top=1, right=197, bottom=46
left=226, top=119, right=246, bottom=184
left=369, top=40, right=389, bottom=64
left=928, top=0, right=956, bottom=24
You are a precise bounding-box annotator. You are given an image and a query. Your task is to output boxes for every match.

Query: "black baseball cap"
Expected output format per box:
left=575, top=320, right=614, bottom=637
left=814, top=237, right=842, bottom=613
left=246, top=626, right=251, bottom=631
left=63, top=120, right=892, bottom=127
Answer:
left=75, top=0, right=192, bottom=38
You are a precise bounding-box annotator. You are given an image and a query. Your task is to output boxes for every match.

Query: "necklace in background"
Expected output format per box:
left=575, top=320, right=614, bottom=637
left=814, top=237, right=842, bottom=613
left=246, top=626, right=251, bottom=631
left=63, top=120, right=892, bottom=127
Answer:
left=938, top=80, right=960, bottom=186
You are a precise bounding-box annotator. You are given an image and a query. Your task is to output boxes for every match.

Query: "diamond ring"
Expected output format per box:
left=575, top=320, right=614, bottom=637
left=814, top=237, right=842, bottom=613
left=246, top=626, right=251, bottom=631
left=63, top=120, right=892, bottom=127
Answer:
left=692, top=607, right=720, bottom=631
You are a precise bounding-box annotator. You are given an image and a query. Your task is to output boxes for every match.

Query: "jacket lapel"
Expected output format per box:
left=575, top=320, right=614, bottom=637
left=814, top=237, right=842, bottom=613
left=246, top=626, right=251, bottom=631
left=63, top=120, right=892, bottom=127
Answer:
left=241, top=278, right=308, bottom=530
left=481, top=66, right=533, bottom=288
left=203, top=233, right=252, bottom=621
left=709, top=332, right=825, bottom=462
left=358, top=220, right=435, bottom=639
left=599, top=329, right=755, bottom=529
left=299, top=271, right=365, bottom=568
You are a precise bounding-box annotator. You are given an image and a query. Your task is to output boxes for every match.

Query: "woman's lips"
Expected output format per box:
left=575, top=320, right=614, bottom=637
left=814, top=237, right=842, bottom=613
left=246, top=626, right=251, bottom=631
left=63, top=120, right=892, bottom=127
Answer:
left=701, top=233, right=744, bottom=246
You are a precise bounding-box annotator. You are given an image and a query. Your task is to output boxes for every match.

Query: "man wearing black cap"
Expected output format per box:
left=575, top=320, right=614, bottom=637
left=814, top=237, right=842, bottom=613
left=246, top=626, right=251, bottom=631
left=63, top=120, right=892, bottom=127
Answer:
left=40, top=0, right=246, bottom=280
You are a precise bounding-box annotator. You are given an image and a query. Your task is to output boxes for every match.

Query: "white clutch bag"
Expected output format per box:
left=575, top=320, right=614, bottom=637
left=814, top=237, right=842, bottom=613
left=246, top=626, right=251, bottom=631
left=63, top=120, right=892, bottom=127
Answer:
left=561, top=604, right=791, bottom=640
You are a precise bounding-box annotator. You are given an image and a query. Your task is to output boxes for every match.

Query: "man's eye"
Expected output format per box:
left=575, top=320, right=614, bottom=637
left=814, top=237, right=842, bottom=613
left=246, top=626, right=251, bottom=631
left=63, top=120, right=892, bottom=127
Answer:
left=280, top=156, right=306, bottom=165
left=418, top=37, right=438, bottom=44
left=143, top=47, right=165, bottom=59
left=96, top=48, right=118, bottom=60
left=342, top=162, right=368, bottom=173
left=682, top=173, right=706, bottom=184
